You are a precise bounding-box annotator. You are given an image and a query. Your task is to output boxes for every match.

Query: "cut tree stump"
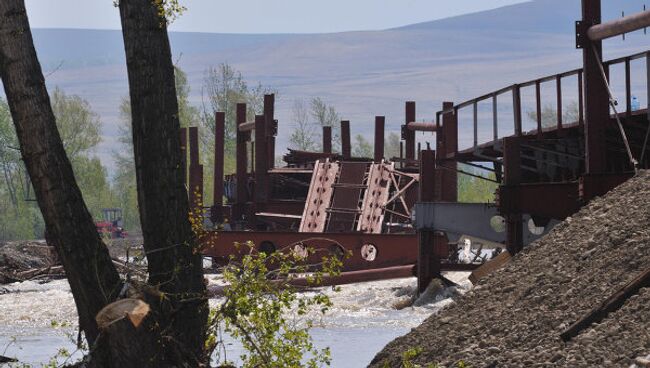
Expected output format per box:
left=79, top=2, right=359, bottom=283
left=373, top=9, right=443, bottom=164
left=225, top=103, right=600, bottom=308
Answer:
left=95, top=298, right=164, bottom=366
left=96, top=298, right=150, bottom=330
left=561, top=267, right=650, bottom=342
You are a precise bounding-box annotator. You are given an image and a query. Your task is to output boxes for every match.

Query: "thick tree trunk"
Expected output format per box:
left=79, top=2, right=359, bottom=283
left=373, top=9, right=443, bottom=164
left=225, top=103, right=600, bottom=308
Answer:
left=0, top=0, right=121, bottom=345
left=119, top=0, right=208, bottom=362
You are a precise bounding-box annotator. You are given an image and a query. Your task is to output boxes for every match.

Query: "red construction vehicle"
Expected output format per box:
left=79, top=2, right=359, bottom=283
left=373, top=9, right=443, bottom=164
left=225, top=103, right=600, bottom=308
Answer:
left=96, top=208, right=128, bottom=239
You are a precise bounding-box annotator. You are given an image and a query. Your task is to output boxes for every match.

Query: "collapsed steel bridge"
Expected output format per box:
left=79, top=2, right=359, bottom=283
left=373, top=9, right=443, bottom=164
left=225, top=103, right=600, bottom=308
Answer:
left=185, top=0, right=650, bottom=292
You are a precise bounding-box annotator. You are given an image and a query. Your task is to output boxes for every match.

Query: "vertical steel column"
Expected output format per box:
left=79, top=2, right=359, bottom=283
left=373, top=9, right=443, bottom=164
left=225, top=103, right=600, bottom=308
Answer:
left=417, top=149, right=439, bottom=294
left=404, top=101, right=416, bottom=161
left=189, top=127, right=199, bottom=167
left=341, top=120, right=351, bottom=159
left=212, top=111, right=225, bottom=223
left=420, top=150, right=436, bottom=202
left=536, top=81, right=543, bottom=137
left=180, top=127, right=187, bottom=189
left=645, top=52, right=650, bottom=113
left=250, top=142, right=255, bottom=172
left=374, top=116, right=385, bottom=162
left=625, top=58, right=632, bottom=116
left=322, top=126, right=332, bottom=154
left=556, top=76, right=563, bottom=129
left=235, top=103, right=248, bottom=220
left=513, top=85, right=523, bottom=136
left=578, top=71, right=585, bottom=126
left=492, top=94, right=499, bottom=141
left=188, top=126, right=203, bottom=209
left=441, top=102, right=458, bottom=202
left=264, top=94, right=276, bottom=169
left=473, top=101, right=478, bottom=148
left=254, top=115, right=268, bottom=204
left=582, top=0, right=609, bottom=174
left=644, top=53, right=650, bottom=167
left=435, top=112, right=444, bottom=200
left=503, top=136, right=523, bottom=254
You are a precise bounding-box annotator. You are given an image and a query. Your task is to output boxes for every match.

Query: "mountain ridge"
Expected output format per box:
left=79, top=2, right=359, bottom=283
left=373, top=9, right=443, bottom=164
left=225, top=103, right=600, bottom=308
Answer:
left=27, top=0, right=650, bottom=171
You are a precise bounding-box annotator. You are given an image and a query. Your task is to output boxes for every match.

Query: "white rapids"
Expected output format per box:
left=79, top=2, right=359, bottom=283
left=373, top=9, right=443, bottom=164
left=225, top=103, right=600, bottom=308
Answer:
left=0, top=272, right=472, bottom=367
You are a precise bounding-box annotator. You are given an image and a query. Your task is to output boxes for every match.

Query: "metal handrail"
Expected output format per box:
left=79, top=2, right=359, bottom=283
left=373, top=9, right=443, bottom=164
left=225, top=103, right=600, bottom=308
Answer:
left=435, top=49, right=650, bottom=150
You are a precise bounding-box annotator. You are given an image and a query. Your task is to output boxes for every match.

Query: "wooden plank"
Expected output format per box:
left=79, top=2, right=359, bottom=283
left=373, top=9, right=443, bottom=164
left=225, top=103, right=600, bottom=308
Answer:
left=561, top=267, right=650, bottom=342
left=468, top=251, right=511, bottom=284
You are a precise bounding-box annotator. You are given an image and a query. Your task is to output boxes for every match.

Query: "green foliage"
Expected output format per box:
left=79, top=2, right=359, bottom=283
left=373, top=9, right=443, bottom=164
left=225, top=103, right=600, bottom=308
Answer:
left=175, top=65, right=200, bottom=129
left=385, top=132, right=401, bottom=160
left=51, top=88, right=114, bottom=222
left=401, top=347, right=423, bottom=368
left=457, top=165, right=497, bottom=203
left=380, top=346, right=439, bottom=368
left=200, top=62, right=276, bottom=204
left=73, top=157, right=115, bottom=219
left=310, top=97, right=340, bottom=152
left=0, top=88, right=115, bottom=240
left=207, top=242, right=343, bottom=367
left=112, top=100, right=141, bottom=232
left=289, top=99, right=317, bottom=151
left=352, top=134, right=373, bottom=158
left=152, top=0, right=186, bottom=23
left=0, top=97, right=44, bottom=240
left=201, top=63, right=273, bottom=145
left=0, top=200, right=39, bottom=241
left=288, top=97, right=341, bottom=153
left=50, top=88, right=102, bottom=163
left=113, top=0, right=186, bottom=24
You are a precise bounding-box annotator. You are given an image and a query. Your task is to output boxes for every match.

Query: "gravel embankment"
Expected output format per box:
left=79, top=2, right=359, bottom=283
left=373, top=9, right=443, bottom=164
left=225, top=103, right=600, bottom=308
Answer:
left=369, top=171, right=650, bottom=368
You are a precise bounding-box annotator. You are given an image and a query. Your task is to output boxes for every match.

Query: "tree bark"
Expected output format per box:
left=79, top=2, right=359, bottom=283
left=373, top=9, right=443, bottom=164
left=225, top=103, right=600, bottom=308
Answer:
left=119, top=0, right=208, bottom=362
left=0, top=0, right=121, bottom=345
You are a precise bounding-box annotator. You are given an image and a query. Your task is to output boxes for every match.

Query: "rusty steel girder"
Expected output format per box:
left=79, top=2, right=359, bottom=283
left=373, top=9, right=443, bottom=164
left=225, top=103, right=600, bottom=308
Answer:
left=357, top=162, right=393, bottom=234
left=201, top=230, right=473, bottom=276
left=299, top=160, right=339, bottom=232
left=579, top=173, right=634, bottom=202
left=497, top=182, right=580, bottom=220
left=202, top=231, right=420, bottom=271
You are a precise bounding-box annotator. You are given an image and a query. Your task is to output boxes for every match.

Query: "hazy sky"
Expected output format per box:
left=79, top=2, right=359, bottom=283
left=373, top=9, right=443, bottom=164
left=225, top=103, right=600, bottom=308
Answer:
left=25, top=0, right=530, bottom=34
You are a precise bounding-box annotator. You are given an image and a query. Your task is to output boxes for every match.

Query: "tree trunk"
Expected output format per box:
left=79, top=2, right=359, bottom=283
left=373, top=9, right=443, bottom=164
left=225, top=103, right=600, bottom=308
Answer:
left=0, top=0, right=121, bottom=345
left=94, top=298, right=165, bottom=366
left=119, top=0, right=208, bottom=362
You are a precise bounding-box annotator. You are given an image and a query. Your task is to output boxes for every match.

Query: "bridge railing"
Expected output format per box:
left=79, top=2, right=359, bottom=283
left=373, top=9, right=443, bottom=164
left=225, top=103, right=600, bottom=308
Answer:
left=436, top=50, right=650, bottom=152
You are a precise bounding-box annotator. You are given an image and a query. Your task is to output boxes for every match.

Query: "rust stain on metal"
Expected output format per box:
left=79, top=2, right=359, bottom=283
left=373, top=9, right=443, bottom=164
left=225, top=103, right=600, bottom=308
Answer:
left=299, top=160, right=339, bottom=233
left=358, top=162, right=393, bottom=234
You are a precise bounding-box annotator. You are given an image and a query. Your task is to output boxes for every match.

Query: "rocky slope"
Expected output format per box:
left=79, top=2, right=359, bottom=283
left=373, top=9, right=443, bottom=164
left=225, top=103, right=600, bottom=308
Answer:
left=370, top=171, right=650, bottom=367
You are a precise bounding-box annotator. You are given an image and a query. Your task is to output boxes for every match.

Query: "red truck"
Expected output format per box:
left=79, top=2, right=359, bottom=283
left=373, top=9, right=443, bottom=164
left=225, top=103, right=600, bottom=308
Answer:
left=96, top=208, right=128, bottom=239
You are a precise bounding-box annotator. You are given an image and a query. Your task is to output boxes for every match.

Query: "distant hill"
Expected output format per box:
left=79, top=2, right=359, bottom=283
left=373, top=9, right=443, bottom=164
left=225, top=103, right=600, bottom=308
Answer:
left=29, top=0, right=650, bottom=171
left=398, top=0, right=646, bottom=34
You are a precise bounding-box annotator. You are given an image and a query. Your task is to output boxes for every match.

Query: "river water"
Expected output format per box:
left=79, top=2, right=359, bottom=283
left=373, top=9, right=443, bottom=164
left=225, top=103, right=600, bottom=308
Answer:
left=0, top=272, right=471, bottom=367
